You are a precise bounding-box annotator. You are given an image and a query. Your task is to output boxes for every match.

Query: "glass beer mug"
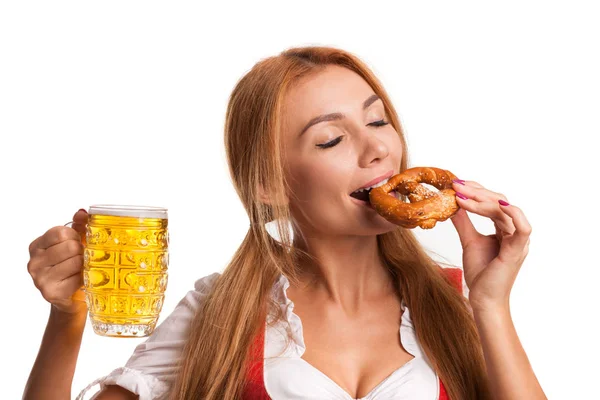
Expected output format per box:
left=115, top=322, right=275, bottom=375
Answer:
left=77, top=205, right=169, bottom=337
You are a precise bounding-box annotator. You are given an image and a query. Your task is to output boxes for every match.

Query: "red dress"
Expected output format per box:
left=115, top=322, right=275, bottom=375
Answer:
left=241, top=267, right=464, bottom=400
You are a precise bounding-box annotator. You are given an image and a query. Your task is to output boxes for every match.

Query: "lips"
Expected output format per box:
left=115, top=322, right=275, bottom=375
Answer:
left=349, top=169, right=394, bottom=194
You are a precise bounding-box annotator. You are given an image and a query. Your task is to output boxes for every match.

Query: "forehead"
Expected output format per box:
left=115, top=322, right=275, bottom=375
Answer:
left=283, top=66, right=376, bottom=127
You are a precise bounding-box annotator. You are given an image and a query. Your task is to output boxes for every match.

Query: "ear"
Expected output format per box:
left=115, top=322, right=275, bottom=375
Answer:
left=257, top=183, right=271, bottom=204
left=257, top=183, right=288, bottom=206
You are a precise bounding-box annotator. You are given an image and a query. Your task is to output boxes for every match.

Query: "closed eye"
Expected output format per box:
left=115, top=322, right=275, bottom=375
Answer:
left=369, top=119, right=389, bottom=127
left=316, top=119, right=390, bottom=149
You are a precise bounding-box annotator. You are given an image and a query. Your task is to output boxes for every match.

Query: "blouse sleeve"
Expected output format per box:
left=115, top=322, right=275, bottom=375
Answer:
left=76, top=272, right=221, bottom=400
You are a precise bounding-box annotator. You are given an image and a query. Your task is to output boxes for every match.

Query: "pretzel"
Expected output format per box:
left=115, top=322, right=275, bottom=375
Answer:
left=369, top=167, right=460, bottom=229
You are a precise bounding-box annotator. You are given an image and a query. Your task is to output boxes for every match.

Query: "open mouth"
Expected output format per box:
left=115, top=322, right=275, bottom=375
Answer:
left=349, top=175, right=394, bottom=203
left=349, top=188, right=372, bottom=202
left=349, top=188, right=399, bottom=203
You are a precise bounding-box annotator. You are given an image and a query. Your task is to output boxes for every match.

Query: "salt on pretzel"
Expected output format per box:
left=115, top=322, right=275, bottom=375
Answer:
left=369, top=167, right=460, bottom=229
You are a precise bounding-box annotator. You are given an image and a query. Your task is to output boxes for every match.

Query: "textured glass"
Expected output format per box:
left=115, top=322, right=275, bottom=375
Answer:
left=83, top=210, right=168, bottom=337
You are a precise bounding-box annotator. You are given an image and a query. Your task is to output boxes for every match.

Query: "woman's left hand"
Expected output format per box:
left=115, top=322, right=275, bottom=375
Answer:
left=449, top=179, right=532, bottom=311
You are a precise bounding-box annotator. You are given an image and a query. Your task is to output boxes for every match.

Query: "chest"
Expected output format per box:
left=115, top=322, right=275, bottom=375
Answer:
left=242, top=269, right=463, bottom=399
left=291, top=292, right=415, bottom=399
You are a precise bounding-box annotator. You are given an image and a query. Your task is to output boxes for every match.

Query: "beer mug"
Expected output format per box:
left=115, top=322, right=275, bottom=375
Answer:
left=78, top=205, right=169, bottom=337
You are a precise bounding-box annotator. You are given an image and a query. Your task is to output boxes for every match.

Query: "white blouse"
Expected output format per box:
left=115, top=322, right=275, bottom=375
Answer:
left=77, top=272, right=445, bottom=400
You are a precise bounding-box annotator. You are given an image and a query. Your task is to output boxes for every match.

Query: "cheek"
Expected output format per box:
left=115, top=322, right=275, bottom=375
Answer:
left=392, top=132, right=404, bottom=155
left=383, top=128, right=401, bottom=146
left=288, top=162, right=346, bottom=206
left=294, top=170, right=328, bottom=199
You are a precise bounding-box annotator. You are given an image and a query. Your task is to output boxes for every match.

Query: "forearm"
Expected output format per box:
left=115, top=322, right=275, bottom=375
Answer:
left=472, top=304, right=547, bottom=400
left=23, top=305, right=88, bottom=400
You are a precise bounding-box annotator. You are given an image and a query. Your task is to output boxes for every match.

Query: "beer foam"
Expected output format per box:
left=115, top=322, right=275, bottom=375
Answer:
left=88, top=204, right=168, bottom=219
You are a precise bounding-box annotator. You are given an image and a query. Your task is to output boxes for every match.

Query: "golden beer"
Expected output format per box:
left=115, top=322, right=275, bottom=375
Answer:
left=83, top=205, right=169, bottom=337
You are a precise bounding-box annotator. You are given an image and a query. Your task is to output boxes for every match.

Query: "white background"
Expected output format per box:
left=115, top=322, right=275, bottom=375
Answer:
left=1, top=1, right=598, bottom=399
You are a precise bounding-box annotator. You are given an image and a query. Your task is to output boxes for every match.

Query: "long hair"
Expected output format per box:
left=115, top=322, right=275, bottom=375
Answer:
left=168, top=46, right=491, bottom=400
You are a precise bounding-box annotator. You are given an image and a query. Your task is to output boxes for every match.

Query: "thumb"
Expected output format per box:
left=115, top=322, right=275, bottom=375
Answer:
left=71, top=208, right=88, bottom=236
left=450, top=208, right=479, bottom=248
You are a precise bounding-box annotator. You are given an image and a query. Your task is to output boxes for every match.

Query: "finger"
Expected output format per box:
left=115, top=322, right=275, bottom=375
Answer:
left=27, top=256, right=45, bottom=280
left=450, top=208, right=480, bottom=247
left=28, top=235, right=44, bottom=256
left=43, top=239, right=84, bottom=267
left=39, top=270, right=85, bottom=305
left=73, top=208, right=88, bottom=225
left=452, top=179, right=484, bottom=189
left=452, top=181, right=508, bottom=202
left=37, top=226, right=81, bottom=250
left=28, top=240, right=82, bottom=278
left=497, top=202, right=532, bottom=250
left=36, top=253, right=84, bottom=290
left=72, top=209, right=89, bottom=235
left=45, top=253, right=85, bottom=282
left=71, top=224, right=86, bottom=238
left=454, top=193, right=515, bottom=233
left=59, top=273, right=85, bottom=299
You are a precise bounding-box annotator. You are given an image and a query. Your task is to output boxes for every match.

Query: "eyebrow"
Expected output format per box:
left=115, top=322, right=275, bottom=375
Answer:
left=299, top=94, right=381, bottom=137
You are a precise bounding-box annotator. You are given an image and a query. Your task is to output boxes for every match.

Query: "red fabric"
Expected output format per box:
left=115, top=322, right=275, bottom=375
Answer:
left=241, top=267, right=464, bottom=400
left=242, top=325, right=270, bottom=400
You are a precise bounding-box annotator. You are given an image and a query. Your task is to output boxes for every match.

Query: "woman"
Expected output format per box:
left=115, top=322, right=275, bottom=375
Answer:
left=23, top=46, right=545, bottom=400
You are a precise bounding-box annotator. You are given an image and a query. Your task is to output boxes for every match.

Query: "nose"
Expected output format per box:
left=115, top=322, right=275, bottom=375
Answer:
left=357, top=127, right=390, bottom=168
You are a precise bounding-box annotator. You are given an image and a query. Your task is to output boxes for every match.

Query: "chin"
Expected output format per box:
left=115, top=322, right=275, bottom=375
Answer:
left=352, top=219, right=399, bottom=236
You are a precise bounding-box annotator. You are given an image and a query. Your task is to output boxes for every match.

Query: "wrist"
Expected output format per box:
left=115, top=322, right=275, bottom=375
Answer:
left=469, top=295, right=510, bottom=314
left=50, top=303, right=88, bottom=323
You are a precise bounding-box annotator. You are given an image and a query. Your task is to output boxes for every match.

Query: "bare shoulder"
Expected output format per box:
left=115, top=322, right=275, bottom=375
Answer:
left=93, top=384, right=139, bottom=400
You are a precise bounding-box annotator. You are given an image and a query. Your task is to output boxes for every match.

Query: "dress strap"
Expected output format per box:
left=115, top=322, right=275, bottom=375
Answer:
left=241, top=323, right=271, bottom=400
left=437, top=266, right=464, bottom=400
left=441, top=266, right=464, bottom=295
left=439, top=377, right=450, bottom=400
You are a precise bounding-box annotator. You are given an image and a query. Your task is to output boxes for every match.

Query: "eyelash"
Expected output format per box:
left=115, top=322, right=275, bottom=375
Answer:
left=316, top=119, right=389, bottom=149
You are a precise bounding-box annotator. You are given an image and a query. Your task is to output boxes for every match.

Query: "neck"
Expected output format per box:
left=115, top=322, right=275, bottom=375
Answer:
left=291, top=232, right=397, bottom=313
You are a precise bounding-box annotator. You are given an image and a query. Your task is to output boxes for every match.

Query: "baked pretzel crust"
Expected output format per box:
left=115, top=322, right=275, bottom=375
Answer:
left=369, top=166, right=459, bottom=229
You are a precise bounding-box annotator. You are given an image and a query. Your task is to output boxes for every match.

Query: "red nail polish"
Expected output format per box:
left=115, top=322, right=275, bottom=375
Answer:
left=452, top=179, right=465, bottom=185
left=456, top=192, right=468, bottom=200
left=498, top=200, right=510, bottom=206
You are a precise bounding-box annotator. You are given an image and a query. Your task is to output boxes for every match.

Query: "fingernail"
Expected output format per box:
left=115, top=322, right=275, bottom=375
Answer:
left=452, top=179, right=465, bottom=185
left=78, top=208, right=88, bottom=213
left=456, top=192, right=468, bottom=200
left=498, top=200, right=510, bottom=206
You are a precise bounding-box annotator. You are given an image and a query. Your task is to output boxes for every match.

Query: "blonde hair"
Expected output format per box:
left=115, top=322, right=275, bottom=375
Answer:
left=168, top=46, right=491, bottom=400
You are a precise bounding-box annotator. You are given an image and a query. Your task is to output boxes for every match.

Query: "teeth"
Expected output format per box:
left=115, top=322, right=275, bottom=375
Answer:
left=353, top=178, right=389, bottom=193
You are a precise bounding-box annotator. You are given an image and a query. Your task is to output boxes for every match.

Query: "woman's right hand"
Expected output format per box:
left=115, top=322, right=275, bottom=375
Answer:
left=27, top=209, right=89, bottom=315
